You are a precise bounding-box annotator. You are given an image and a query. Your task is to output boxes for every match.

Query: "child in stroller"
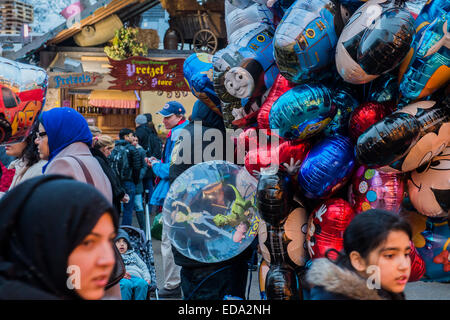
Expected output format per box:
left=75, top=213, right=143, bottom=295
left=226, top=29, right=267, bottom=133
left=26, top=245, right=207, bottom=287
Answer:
left=115, top=227, right=156, bottom=300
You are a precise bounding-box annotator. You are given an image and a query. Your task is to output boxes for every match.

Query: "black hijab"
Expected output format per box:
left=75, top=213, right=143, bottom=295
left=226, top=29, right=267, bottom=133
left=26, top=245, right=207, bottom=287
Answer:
left=0, top=175, right=118, bottom=300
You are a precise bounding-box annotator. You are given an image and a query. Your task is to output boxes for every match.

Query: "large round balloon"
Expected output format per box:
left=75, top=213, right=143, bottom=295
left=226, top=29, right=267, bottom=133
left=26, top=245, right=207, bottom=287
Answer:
left=306, top=198, right=356, bottom=260
left=355, top=112, right=421, bottom=167
left=407, top=147, right=450, bottom=218
left=163, top=160, right=260, bottom=263
left=183, top=53, right=222, bottom=117
left=298, top=135, right=355, bottom=199
left=269, top=83, right=336, bottom=140
left=398, top=1, right=450, bottom=101
left=0, top=57, right=48, bottom=145
left=273, top=0, right=350, bottom=83
left=348, top=102, right=390, bottom=142
left=335, top=0, right=415, bottom=84
left=349, top=165, right=405, bottom=214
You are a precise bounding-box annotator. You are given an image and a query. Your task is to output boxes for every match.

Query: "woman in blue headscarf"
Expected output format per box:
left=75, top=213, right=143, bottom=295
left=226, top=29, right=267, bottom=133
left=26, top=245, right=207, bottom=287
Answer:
left=35, top=107, right=113, bottom=202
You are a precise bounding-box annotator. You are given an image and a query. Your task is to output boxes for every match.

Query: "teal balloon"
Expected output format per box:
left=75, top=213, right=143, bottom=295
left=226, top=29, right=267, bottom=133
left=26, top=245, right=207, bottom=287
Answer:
left=269, top=83, right=336, bottom=140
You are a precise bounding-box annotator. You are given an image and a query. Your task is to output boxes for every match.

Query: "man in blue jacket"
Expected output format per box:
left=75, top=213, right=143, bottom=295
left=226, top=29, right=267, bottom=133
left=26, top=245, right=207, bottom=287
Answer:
left=146, top=101, right=188, bottom=298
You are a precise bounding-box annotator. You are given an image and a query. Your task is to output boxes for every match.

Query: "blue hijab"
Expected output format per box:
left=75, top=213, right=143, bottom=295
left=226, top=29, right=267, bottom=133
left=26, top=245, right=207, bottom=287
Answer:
left=40, top=107, right=93, bottom=173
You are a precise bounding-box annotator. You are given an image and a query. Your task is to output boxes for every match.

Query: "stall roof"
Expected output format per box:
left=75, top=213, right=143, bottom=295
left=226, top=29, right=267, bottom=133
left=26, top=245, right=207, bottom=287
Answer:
left=4, top=0, right=160, bottom=62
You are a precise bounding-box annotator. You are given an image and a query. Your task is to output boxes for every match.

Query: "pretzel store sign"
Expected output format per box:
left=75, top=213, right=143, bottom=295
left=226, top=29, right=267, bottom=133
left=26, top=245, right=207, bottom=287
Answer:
left=108, top=56, right=189, bottom=92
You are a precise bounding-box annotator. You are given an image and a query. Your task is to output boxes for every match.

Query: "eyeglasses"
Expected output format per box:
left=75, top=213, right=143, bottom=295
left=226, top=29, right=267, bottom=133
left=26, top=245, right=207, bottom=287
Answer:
left=36, top=131, right=47, bottom=140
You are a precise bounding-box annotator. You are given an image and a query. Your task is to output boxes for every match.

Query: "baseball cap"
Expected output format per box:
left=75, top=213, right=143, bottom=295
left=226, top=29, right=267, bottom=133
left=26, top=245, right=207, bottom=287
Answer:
left=157, top=101, right=186, bottom=117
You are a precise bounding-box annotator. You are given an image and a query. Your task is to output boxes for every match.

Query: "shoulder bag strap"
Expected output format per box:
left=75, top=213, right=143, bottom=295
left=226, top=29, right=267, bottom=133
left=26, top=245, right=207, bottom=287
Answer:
left=67, top=155, right=95, bottom=186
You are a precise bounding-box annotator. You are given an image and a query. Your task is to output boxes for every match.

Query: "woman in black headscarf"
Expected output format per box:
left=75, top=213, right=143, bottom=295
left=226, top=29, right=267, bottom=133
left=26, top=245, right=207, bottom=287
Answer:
left=0, top=175, right=119, bottom=300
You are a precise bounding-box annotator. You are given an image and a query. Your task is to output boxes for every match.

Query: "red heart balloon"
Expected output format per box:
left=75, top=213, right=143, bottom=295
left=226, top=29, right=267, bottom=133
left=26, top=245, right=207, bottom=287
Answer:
left=306, top=198, right=356, bottom=260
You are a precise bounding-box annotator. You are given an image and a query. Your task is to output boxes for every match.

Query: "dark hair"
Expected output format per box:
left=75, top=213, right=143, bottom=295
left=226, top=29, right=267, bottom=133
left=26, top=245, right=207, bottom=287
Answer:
left=21, top=131, right=40, bottom=167
left=119, top=128, right=134, bottom=140
left=326, top=209, right=412, bottom=271
left=144, top=113, right=152, bottom=123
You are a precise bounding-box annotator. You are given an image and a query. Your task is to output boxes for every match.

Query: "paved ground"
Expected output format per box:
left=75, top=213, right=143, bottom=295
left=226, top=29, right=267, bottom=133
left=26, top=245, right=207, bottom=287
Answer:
left=133, top=214, right=450, bottom=301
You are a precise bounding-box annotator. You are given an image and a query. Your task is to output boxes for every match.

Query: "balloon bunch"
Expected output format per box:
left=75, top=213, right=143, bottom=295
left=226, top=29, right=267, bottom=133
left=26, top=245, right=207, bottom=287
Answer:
left=180, top=0, right=449, bottom=297
left=0, top=57, right=48, bottom=145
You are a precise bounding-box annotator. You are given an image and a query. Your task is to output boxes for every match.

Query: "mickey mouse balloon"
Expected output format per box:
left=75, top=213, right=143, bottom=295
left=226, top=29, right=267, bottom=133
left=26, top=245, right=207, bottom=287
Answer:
left=335, top=0, right=415, bottom=84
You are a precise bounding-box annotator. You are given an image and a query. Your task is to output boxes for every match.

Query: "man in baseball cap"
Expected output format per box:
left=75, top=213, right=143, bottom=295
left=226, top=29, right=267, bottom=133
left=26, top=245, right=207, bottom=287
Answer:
left=147, top=100, right=188, bottom=298
left=156, top=101, right=186, bottom=117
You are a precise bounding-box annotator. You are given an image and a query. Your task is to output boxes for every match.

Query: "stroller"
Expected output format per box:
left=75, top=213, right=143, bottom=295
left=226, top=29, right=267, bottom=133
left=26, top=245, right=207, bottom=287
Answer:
left=119, top=190, right=159, bottom=299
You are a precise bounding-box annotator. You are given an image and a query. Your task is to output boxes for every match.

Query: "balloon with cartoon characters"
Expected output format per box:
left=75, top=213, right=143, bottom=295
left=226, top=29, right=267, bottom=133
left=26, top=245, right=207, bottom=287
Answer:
left=398, top=0, right=450, bottom=102
left=349, top=165, right=405, bottom=214
left=407, top=146, right=450, bottom=218
left=273, top=0, right=350, bottom=83
left=163, top=160, right=260, bottom=263
left=357, top=99, right=449, bottom=170
left=335, top=0, right=415, bottom=84
left=269, top=83, right=336, bottom=140
left=306, top=198, right=356, bottom=260
left=403, top=210, right=450, bottom=282
left=183, top=53, right=222, bottom=117
left=0, top=57, right=48, bottom=145
left=256, top=170, right=306, bottom=299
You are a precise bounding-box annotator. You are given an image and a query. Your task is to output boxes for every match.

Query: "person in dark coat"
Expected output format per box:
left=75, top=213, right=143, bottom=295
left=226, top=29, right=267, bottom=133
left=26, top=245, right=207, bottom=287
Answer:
left=306, top=209, right=412, bottom=300
left=91, top=134, right=128, bottom=214
left=0, top=175, right=118, bottom=300
left=169, top=100, right=254, bottom=300
left=113, top=128, right=143, bottom=226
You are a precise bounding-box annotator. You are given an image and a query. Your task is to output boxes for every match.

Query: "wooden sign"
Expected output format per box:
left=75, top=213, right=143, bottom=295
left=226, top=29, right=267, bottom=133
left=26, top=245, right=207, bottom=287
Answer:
left=108, top=56, right=190, bottom=92
left=49, top=72, right=103, bottom=89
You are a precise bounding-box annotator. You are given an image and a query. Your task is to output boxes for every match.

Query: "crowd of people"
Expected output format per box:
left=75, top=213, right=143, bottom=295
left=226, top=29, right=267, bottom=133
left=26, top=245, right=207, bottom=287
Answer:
left=0, top=101, right=420, bottom=301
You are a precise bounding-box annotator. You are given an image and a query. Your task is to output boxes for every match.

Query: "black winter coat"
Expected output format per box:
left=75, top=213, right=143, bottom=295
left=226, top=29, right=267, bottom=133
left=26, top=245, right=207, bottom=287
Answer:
left=91, top=147, right=126, bottom=213
left=114, top=140, right=143, bottom=185
left=135, top=124, right=162, bottom=180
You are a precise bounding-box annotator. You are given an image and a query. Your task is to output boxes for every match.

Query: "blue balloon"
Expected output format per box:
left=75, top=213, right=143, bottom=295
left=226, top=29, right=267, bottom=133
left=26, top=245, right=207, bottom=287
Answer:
left=183, top=53, right=222, bottom=116
left=269, top=83, right=336, bottom=140
left=273, top=0, right=349, bottom=83
left=399, top=0, right=450, bottom=101
left=298, top=135, right=355, bottom=198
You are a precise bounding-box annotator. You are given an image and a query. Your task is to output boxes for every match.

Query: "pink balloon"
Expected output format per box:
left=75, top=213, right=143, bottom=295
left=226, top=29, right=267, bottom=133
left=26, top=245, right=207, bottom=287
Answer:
left=349, top=165, right=405, bottom=214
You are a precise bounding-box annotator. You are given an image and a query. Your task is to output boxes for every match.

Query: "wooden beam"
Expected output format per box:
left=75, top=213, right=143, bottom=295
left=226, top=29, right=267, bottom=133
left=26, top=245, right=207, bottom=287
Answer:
left=47, top=0, right=140, bottom=45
